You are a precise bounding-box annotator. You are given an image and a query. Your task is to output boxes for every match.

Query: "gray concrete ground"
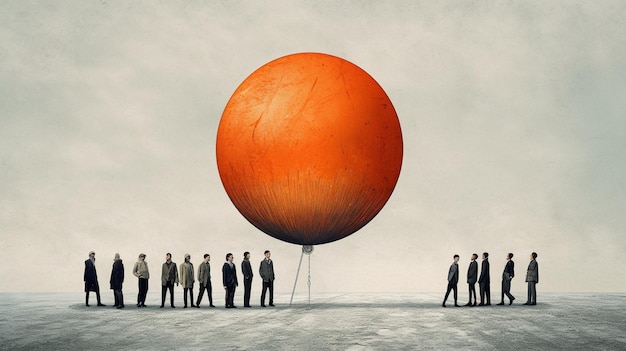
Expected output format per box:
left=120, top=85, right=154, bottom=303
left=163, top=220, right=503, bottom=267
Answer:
left=0, top=292, right=624, bottom=350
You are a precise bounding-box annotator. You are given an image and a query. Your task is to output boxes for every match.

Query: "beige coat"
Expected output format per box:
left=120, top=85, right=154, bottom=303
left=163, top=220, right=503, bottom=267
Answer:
left=133, top=259, right=149, bottom=279
left=180, top=261, right=195, bottom=288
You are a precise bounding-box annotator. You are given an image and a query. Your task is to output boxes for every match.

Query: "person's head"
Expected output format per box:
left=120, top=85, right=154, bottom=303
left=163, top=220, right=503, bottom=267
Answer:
left=114, top=253, right=120, bottom=261
left=507, top=253, right=514, bottom=260
left=453, top=254, right=460, bottom=262
left=483, top=252, right=489, bottom=259
left=166, top=253, right=171, bottom=261
left=226, top=253, right=233, bottom=262
left=139, top=253, right=146, bottom=261
left=531, top=252, right=537, bottom=260
left=203, top=254, right=210, bottom=262
left=244, top=251, right=250, bottom=260
left=264, top=250, right=271, bottom=259
left=472, top=253, right=478, bottom=260
left=89, top=251, right=95, bottom=260
left=184, top=254, right=190, bottom=262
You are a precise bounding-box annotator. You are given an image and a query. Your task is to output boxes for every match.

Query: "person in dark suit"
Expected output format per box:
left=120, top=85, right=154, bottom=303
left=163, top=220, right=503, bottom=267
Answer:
left=222, top=253, right=238, bottom=308
left=241, top=252, right=253, bottom=308
left=478, top=252, right=490, bottom=306
left=524, top=252, right=539, bottom=305
left=498, top=253, right=515, bottom=305
left=110, top=253, right=124, bottom=309
left=465, top=253, right=478, bottom=306
left=259, top=250, right=275, bottom=307
left=84, top=251, right=105, bottom=307
left=442, top=254, right=460, bottom=307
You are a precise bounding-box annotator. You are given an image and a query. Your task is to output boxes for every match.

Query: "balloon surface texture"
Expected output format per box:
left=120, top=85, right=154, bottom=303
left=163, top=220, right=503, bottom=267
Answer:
left=216, top=52, right=403, bottom=245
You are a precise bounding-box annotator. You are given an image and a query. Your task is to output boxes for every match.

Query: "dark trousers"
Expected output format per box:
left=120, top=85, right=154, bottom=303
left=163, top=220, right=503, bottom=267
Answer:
left=527, top=282, right=537, bottom=304
left=501, top=278, right=514, bottom=302
left=113, top=289, right=124, bottom=307
left=479, top=282, right=490, bottom=304
left=137, top=278, right=148, bottom=305
left=225, top=284, right=236, bottom=307
left=161, top=281, right=175, bottom=307
left=243, top=277, right=252, bottom=307
left=196, top=282, right=213, bottom=305
left=183, top=287, right=195, bottom=307
left=468, top=283, right=477, bottom=304
left=86, top=288, right=102, bottom=306
left=443, top=282, right=458, bottom=305
left=261, top=280, right=274, bottom=306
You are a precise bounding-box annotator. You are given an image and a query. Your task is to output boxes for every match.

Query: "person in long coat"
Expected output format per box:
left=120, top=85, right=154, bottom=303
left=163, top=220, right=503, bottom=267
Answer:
left=110, top=253, right=125, bottom=309
left=478, top=252, right=491, bottom=306
left=84, top=251, right=105, bottom=307
left=498, top=253, right=515, bottom=305
left=524, top=252, right=539, bottom=305
left=180, top=254, right=196, bottom=308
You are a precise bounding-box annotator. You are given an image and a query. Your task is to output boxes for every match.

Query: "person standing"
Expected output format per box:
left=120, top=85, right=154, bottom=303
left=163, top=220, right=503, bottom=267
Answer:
left=196, top=254, right=215, bottom=307
left=465, top=253, right=478, bottom=307
left=180, top=254, right=196, bottom=308
left=478, top=252, right=491, bottom=306
left=222, top=253, right=238, bottom=308
left=160, top=253, right=179, bottom=308
left=442, top=254, right=460, bottom=307
left=498, top=253, right=515, bottom=305
left=133, top=253, right=149, bottom=308
left=241, top=251, right=253, bottom=308
left=84, top=251, right=105, bottom=307
left=259, top=250, right=275, bottom=307
left=524, top=252, right=539, bottom=305
left=110, top=253, right=125, bottom=309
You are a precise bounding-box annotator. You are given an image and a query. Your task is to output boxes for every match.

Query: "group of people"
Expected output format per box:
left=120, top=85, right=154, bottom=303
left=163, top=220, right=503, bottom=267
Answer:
left=442, top=252, right=539, bottom=308
left=83, top=250, right=276, bottom=309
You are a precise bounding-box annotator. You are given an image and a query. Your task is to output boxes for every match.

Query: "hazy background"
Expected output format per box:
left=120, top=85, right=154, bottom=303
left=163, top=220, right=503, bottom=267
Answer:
left=1, top=1, right=624, bottom=295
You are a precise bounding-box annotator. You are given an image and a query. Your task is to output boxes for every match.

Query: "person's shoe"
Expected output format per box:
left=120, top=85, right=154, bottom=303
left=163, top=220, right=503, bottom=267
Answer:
left=261, top=304, right=266, bottom=307
left=442, top=303, right=446, bottom=308
left=497, top=302, right=505, bottom=305
left=454, top=304, right=461, bottom=307
left=464, top=302, right=472, bottom=306
left=523, top=302, right=530, bottom=305
left=97, top=303, right=106, bottom=306
left=171, top=305, right=176, bottom=308
left=136, top=303, right=142, bottom=307
left=117, top=305, right=124, bottom=309
left=193, top=305, right=200, bottom=308
left=472, top=302, right=477, bottom=307
left=269, top=304, right=275, bottom=307
left=530, top=302, right=536, bottom=305
left=244, top=305, right=251, bottom=308
left=210, top=304, right=216, bottom=308
left=509, top=297, right=515, bottom=305
left=85, top=304, right=90, bottom=307
left=141, top=304, right=147, bottom=307
left=160, top=305, right=164, bottom=308
left=184, top=305, right=188, bottom=308
left=477, top=303, right=484, bottom=306
left=486, top=303, right=491, bottom=306
left=232, top=305, right=237, bottom=308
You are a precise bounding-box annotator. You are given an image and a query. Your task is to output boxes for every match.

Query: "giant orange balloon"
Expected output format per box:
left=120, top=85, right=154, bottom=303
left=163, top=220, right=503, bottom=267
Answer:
left=216, top=53, right=403, bottom=245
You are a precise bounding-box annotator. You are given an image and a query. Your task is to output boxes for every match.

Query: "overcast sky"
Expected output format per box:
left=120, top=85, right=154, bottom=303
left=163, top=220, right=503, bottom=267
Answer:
left=1, top=1, right=624, bottom=295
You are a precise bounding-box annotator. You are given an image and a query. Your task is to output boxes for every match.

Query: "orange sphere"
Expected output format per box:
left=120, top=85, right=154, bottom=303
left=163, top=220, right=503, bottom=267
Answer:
left=216, top=53, right=403, bottom=245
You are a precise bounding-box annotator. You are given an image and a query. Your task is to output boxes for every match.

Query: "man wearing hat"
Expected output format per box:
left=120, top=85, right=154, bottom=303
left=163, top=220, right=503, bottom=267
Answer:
left=84, top=251, right=105, bottom=307
left=133, top=253, right=149, bottom=307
